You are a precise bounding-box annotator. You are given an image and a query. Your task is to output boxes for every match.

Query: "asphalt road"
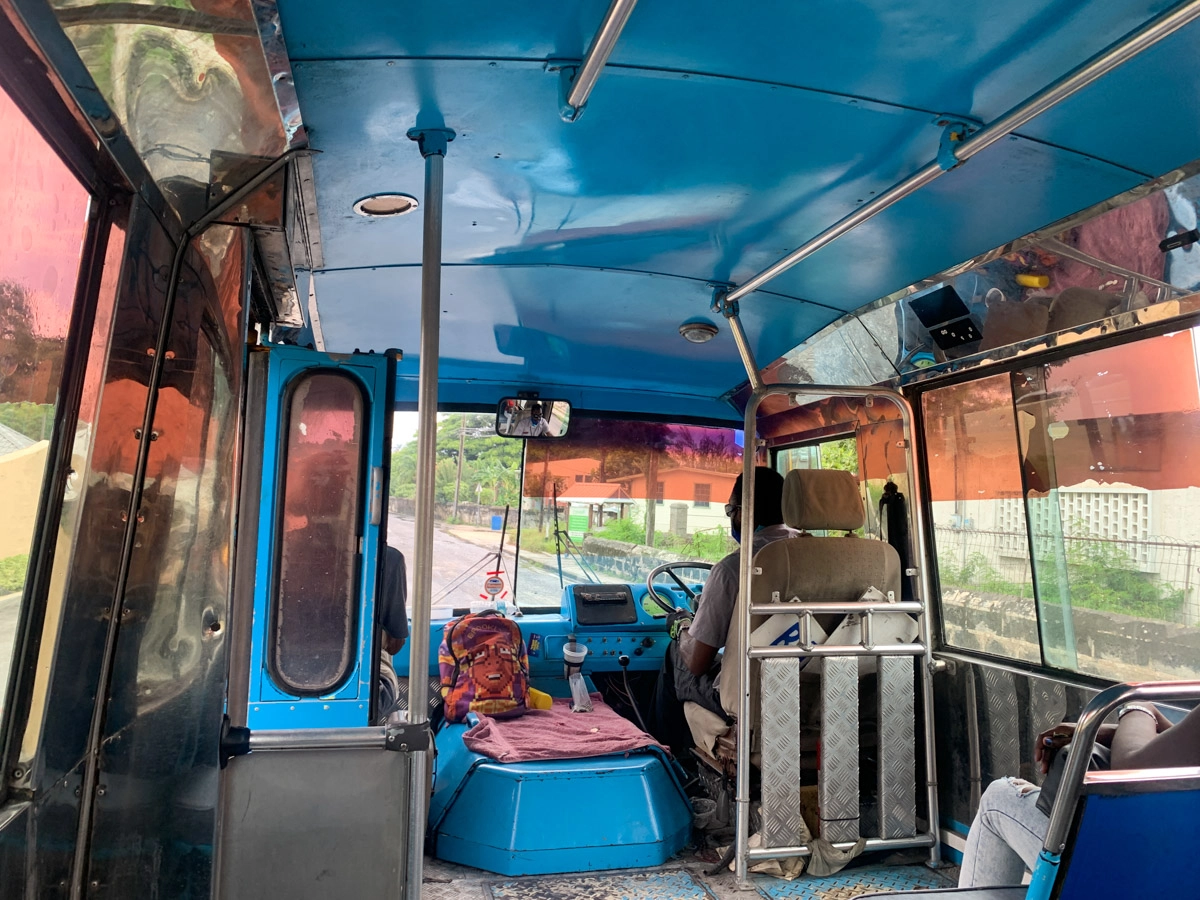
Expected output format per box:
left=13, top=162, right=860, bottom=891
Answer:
left=386, top=513, right=583, bottom=614
left=0, top=515, right=587, bottom=706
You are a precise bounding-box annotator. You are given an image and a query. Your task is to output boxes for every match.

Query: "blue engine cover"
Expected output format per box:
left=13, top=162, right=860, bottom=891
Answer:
left=428, top=724, right=692, bottom=876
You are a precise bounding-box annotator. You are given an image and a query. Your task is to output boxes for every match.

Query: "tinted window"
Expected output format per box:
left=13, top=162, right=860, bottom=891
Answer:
left=923, top=333, right=1200, bottom=679
left=0, top=83, right=93, bottom=708
left=271, top=372, right=364, bottom=695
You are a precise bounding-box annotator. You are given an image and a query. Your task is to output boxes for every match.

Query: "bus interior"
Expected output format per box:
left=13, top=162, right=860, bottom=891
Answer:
left=2, top=1, right=1200, bottom=898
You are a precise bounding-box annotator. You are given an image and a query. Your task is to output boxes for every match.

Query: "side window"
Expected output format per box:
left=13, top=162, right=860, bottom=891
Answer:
left=0, top=83, right=94, bottom=706
left=693, top=483, right=711, bottom=507
left=923, top=333, right=1200, bottom=680
left=922, top=374, right=1039, bottom=663
left=1015, top=331, right=1200, bottom=678
left=270, top=372, right=365, bottom=695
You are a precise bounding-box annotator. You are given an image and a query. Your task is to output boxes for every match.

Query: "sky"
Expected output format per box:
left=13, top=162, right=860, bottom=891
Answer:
left=393, top=411, right=421, bottom=449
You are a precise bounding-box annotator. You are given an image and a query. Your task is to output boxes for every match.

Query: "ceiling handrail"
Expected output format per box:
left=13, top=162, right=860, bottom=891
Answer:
left=722, top=0, right=1200, bottom=307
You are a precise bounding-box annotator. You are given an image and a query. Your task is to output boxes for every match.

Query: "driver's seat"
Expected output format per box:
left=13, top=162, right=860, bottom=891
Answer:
left=684, top=468, right=901, bottom=766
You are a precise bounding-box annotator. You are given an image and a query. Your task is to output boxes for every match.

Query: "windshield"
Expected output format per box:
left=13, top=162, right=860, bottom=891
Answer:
left=518, top=418, right=743, bottom=611
left=388, top=414, right=743, bottom=617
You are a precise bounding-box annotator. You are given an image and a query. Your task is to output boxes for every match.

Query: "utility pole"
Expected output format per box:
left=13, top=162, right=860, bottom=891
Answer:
left=453, top=413, right=466, bottom=517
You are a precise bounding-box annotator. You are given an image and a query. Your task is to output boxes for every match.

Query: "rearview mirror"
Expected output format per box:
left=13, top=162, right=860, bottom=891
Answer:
left=495, top=398, right=571, bottom=439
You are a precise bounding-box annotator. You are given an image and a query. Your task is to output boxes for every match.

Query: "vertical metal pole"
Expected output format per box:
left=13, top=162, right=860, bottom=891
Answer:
left=895, top=394, right=943, bottom=866
left=734, top=393, right=761, bottom=886
left=405, top=125, right=454, bottom=900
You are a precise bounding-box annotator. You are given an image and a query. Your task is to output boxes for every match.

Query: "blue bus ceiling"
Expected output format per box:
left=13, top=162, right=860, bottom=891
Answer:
left=272, top=0, right=1200, bottom=415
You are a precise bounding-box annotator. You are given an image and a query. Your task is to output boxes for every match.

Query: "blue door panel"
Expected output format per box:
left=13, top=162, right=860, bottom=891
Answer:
left=247, top=344, right=397, bottom=730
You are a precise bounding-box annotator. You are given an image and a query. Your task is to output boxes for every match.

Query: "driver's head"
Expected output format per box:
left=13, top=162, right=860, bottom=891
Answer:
left=726, top=467, right=785, bottom=532
left=529, top=403, right=543, bottom=417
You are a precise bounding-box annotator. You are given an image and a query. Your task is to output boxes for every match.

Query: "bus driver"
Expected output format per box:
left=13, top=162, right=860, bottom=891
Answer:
left=650, top=467, right=798, bottom=757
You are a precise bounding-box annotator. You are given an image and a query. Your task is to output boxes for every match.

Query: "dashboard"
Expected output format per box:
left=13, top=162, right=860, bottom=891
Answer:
left=395, top=581, right=700, bottom=680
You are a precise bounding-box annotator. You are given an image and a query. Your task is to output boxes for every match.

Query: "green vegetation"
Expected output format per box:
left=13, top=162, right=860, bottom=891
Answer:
left=390, top=414, right=522, bottom=507
left=0, top=555, right=28, bottom=595
left=819, top=437, right=858, bottom=473
left=938, top=541, right=1187, bottom=622
left=0, top=402, right=54, bottom=441
left=596, top=518, right=645, bottom=545
left=594, top=519, right=734, bottom=561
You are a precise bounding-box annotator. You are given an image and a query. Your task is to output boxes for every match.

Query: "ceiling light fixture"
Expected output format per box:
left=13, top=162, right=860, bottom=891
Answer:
left=353, top=193, right=419, bottom=217
left=678, top=320, right=719, bottom=343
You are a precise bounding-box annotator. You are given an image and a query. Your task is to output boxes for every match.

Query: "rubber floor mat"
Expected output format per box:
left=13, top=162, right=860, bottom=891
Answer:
left=754, top=863, right=952, bottom=899
left=487, top=868, right=715, bottom=899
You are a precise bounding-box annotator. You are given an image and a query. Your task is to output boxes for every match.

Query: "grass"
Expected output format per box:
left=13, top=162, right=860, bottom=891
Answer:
left=0, top=555, right=27, bottom=595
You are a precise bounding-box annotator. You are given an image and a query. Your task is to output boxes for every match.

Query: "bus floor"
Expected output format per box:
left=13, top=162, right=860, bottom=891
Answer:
left=420, top=851, right=960, bottom=899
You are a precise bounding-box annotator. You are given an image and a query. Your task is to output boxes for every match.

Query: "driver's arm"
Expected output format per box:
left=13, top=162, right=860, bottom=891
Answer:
left=680, top=629, right=719, bottom=676
left=682, top=560, right=735, bottom=677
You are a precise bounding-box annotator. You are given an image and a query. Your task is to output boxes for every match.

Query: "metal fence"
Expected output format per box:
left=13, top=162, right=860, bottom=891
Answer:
left=933, top=525, right=1200, bottom=625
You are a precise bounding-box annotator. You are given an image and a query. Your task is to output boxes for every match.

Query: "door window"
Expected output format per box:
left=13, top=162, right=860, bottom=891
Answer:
left=270, top=372, right=365, bottom=695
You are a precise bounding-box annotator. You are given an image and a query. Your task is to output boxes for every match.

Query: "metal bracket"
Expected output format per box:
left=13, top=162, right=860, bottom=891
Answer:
left=385, top=721, right=432, bottom=752
left=559, top=64, right=583, bottom=122
left=710, top=285, right=738, bottom=318
left=935, top=116, right=981, bottom=171
left=407, top=127, right=456, bottom=159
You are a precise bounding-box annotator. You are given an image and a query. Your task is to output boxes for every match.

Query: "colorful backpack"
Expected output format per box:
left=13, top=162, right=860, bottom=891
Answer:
left=438, top=611, right=530, bottom=722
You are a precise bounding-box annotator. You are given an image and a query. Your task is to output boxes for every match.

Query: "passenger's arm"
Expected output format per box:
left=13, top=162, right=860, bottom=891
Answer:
left=382, top=630, right=404, bottom=656
left=679, top=628, right=719, bottom=677
left=1111, top=703, right=1200, bottom=769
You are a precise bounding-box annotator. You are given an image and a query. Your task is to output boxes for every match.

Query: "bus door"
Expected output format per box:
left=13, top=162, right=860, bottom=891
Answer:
left=216, top=344, right=413, bottom=899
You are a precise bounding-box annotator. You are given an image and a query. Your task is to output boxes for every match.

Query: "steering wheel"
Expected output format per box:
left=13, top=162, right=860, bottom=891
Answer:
left=645, top=561, right=714, bottom=616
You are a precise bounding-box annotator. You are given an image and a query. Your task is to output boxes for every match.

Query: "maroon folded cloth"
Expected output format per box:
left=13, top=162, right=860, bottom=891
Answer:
left=462, top=694, right=667, bottom=763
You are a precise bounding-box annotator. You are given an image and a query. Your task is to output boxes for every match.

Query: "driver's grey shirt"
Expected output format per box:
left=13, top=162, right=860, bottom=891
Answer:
left=688, top=524, right=801, bottom=650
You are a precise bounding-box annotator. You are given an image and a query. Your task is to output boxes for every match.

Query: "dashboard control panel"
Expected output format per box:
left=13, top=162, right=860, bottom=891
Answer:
left=572, top=584, right=638, bottom=626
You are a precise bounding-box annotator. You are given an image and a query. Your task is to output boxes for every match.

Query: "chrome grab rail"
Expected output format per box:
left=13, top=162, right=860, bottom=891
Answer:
left=733, top=383, right=942, bottom=886
left=1043, top=680, right=1200, bottom=855
left=248, top=727, right=389, bottom=752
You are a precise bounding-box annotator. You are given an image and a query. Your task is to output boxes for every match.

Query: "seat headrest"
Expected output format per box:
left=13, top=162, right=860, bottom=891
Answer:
left=782, top=469, right=864, bottom=531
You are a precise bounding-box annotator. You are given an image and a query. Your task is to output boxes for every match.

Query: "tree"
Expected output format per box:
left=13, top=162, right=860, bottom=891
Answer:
left=389, top=413, right=523, bottom=505
left=820, top=437, right=859, bottom=473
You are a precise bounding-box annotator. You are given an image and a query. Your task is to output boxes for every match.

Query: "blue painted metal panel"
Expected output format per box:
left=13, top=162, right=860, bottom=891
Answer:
left=279, top=0, right=1175, bottom=128
left=247, top=345, right=395, bottom=730
left=312, top=265, right=820, bottom=421
left=433, top=751, right=691, bottom=875
left=273, top=1, right=1200, bottom=412
left=395, top=587, right=676, bottom=679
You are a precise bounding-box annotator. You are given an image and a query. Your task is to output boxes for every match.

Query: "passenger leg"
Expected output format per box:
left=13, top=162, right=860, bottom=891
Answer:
left=958, top=777, right=1049, bottom=887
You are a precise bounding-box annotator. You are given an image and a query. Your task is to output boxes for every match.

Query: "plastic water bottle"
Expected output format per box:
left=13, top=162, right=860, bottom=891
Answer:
left=495, top=598, right=507, bottom=616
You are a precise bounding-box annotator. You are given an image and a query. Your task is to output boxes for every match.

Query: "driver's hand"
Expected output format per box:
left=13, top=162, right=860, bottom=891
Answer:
left=667, top=608, right=693, bottom=641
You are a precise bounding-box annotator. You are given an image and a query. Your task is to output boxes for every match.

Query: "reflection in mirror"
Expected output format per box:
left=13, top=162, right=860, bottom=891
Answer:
left=496, top=398, right=571, bottom=439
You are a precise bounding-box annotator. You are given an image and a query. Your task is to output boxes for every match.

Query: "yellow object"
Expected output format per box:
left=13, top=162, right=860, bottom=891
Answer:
left=1016, top=273, right=1050, bottom=288
left=527, top=688, right=553, bottom=710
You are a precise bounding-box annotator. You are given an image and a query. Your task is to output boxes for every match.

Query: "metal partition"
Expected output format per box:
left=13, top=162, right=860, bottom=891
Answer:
left=733, top=383, right=940, bottom=883
left=217, top=743, right=411, bottom=900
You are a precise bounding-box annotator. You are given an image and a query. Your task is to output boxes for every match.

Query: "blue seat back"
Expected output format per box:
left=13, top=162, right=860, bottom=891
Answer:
left=1056, top=774, right=1200, bottom=898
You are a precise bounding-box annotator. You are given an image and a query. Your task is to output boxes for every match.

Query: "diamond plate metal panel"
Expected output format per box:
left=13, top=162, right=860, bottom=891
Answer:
left=1029, top=675, right=1068, bottom=744
left=978, top=667, right=1020, bottom=782
left=761, top=658, right=804, bottom=848
left=487, top=869, right=715, bottom=899
left=752, top=863, right=953, bottom=899
left=819, top=656, right=859, bottom=843
left=877, top=655, right=916, bottom=839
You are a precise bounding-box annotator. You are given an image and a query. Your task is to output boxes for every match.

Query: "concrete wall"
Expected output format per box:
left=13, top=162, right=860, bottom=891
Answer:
left=0, top=441, right=48, bottom=559
left=942, top=589, right=1200, bottom=682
